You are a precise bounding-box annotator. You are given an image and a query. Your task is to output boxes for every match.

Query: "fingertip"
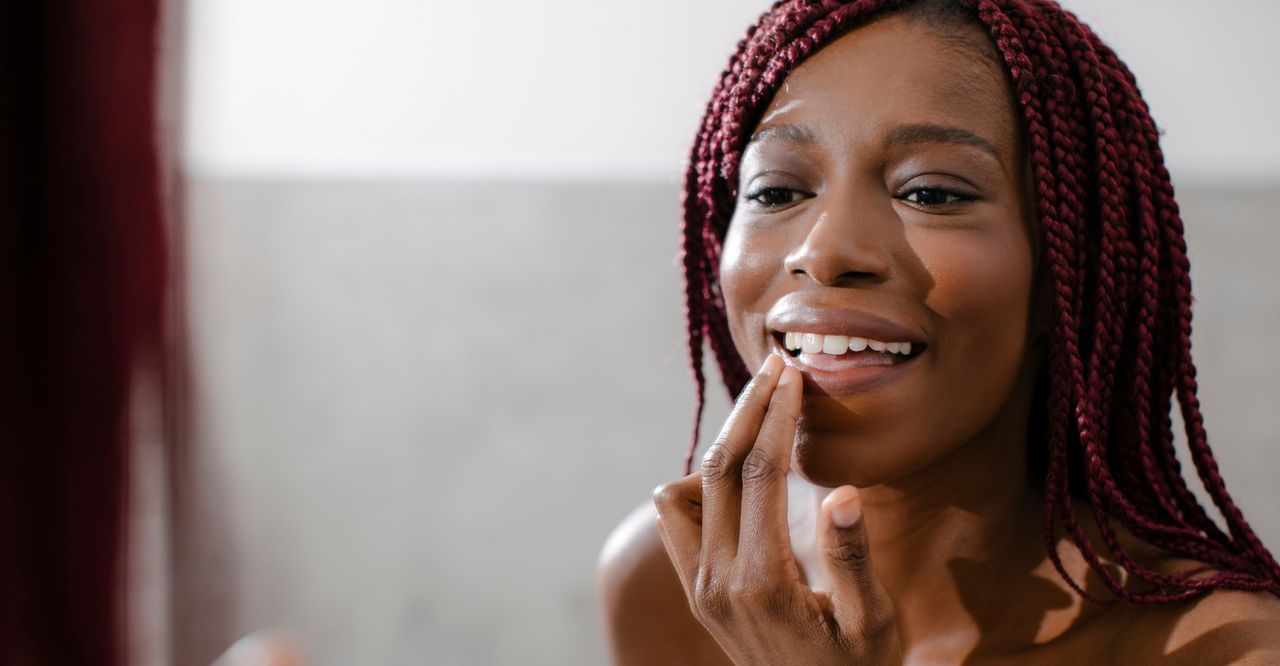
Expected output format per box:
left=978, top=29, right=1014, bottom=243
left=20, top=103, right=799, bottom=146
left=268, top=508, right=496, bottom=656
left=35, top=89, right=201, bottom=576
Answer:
left=735, top=354, right=786, bottom=409
left=776, top=365, right=801, bottom=388
left=822, top=486, right=863, bottom=529
left=822, top=485, right=860, bottom=505
left=214, top=632, right=304, bottom=666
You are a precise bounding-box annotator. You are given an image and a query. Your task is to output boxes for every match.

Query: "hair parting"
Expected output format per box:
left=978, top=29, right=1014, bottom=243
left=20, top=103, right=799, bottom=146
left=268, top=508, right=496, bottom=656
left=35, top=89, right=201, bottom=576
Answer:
left=678, top=0, right=1280, bottom=602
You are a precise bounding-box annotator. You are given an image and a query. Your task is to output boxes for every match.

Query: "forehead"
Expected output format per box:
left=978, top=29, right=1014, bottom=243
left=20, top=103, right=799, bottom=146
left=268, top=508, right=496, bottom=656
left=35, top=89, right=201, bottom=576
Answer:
left=756, top=14, right=1019, bottom=162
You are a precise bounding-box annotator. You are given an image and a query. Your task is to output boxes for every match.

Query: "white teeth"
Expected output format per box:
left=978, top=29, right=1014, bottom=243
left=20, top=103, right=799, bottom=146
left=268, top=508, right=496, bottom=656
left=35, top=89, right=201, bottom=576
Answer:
left=780, top=332, right=917, bottom=357
left=823, top=335, right=850, bottom=354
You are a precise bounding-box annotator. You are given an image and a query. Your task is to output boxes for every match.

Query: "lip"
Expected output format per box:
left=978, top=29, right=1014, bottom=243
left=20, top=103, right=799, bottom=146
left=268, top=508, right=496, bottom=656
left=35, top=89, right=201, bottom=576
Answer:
left=769, top=343, right=921, bottom=396
left=765, top=300, right=928, bottom=396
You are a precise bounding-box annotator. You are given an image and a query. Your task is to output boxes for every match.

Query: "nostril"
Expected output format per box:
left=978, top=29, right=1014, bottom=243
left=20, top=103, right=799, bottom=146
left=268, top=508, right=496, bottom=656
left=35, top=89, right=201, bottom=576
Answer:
left=789, top=266, right=883, bottom=287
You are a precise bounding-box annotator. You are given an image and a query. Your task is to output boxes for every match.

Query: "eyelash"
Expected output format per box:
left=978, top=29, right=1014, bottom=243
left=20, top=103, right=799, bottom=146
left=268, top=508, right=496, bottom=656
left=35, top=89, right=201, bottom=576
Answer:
left=744, top=186, right=810, bottom=208
left=899, top=186, right=974, bottom=207
left=743, top=185, right=974, bottom=210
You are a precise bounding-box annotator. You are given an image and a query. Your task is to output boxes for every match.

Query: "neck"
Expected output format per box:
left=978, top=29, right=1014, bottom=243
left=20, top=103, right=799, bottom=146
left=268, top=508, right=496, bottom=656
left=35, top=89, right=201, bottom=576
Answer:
left=855, top=386, right=1071, bottom=658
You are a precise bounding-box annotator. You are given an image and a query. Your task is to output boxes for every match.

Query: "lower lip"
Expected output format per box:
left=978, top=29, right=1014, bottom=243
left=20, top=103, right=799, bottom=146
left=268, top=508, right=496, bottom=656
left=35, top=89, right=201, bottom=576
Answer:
left=773, top=346, right=921, bottom=396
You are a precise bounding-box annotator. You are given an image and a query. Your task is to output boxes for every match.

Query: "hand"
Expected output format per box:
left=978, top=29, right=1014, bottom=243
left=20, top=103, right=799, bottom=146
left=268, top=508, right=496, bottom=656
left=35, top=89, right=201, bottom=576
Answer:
left=653, top=354, right=902, bottom=665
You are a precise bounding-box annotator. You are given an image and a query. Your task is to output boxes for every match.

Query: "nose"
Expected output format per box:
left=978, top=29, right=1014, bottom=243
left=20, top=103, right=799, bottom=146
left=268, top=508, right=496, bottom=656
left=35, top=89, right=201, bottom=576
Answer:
left=782, top=198, right=893, bottom=286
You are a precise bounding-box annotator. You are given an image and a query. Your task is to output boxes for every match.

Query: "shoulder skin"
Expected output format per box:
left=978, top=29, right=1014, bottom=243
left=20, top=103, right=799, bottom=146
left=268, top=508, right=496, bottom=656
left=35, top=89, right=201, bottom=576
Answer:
left=1111, top=583, right=1280, bottom=665
left=597, top=500, right=733, bottom=666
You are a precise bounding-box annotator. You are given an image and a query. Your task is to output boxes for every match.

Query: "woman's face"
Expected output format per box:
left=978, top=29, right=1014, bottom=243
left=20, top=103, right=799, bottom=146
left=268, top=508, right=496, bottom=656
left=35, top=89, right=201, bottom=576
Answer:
left=720, top=14, right=1042, bottom=489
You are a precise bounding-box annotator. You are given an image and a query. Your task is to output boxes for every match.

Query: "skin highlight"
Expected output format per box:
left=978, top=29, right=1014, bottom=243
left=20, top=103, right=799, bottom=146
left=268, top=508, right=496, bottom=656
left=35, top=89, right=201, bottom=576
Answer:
left=599, top=1, right=1280, bottom=664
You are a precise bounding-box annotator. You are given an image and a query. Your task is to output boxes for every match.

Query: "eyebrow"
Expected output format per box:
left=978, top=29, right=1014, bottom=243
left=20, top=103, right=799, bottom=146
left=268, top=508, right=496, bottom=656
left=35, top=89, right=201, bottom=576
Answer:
left=746, top=121, right=1004, bottom=166
left=747, top=123, right=817, bottom=147
left=883, top=123, right=1003, bottom=165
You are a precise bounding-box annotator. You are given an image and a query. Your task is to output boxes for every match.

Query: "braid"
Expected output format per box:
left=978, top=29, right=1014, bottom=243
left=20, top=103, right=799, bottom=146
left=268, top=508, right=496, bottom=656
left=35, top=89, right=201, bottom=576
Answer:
left=678, top=0, right=1280, bottom=599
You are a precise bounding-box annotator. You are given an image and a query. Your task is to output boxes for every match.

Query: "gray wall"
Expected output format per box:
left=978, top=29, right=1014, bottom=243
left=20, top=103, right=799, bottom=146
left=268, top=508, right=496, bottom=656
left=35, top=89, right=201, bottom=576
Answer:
left=180, top=178, right=1280, bottom=665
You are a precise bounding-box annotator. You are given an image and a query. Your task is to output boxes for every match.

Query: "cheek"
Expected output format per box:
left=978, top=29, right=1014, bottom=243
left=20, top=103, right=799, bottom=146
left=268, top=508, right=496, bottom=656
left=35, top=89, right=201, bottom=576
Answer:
left=720, top=223, right=774, bottom=300
left=718, top=222, right=778, bottom=359
left=921, top=231, right=1031, bottom=339
left=915, top=228, right=1034, bottom=415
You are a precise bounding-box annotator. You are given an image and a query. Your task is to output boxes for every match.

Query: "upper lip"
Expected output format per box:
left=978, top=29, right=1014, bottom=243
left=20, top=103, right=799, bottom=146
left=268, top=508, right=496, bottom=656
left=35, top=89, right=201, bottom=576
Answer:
left=765, top=298, right=927, bottom=345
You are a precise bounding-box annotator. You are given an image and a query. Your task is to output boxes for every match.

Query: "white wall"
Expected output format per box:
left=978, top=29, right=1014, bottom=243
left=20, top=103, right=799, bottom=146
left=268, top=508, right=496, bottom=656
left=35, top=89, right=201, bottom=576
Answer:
left=185, top=0, right=1280, bottom=183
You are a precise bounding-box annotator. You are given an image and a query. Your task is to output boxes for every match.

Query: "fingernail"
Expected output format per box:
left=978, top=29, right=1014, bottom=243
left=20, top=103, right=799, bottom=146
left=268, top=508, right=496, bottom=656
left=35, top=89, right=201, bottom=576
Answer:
left=827, top=490, right=862, bottom=529
left=776, top=366, right=798, bottom=386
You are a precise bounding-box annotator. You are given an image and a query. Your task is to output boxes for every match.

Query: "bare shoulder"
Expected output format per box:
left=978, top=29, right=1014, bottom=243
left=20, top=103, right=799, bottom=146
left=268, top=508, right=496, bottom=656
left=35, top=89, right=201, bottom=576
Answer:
left=1064, top=507, right=1280, bottom=664
left=597, top=499, right=732, bottom=666
left=1113, top=583, right=1280, bottom=665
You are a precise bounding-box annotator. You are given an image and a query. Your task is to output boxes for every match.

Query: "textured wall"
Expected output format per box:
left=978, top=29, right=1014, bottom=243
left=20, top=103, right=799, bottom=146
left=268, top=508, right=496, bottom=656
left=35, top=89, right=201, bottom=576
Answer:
left=182, top=178, right=1280, bottom=665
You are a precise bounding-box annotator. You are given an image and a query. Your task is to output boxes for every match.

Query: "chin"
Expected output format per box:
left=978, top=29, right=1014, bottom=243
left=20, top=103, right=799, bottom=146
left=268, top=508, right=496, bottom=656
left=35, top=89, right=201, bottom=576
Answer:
left=792, top=393, right=959, bottom=490
left=792, top=416, right=899, bottom=489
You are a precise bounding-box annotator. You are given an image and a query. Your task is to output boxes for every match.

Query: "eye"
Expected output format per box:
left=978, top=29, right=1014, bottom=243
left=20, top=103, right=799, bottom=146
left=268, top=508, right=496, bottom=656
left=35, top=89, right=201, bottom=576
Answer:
left=900, top=187, right=972, bottom=207
left=744, top=186, right=809, bottom=209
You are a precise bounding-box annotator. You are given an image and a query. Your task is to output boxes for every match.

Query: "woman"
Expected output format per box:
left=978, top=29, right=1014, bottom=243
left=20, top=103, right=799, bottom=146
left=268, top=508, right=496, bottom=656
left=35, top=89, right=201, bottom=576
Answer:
left=599, top=0, right=1280, bottom=663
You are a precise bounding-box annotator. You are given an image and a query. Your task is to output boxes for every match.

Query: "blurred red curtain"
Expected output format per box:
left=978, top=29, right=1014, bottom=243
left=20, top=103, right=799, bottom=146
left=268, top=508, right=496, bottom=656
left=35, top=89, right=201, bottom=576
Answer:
left=0, top=0, right=168, bottom=663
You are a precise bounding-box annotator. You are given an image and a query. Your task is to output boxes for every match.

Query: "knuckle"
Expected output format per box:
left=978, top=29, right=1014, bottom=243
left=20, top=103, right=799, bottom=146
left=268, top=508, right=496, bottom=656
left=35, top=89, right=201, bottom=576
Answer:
left=827, top=538, right=873, bottom=576
left=693, top=573, right=730, bottom=621
left=740, top=451, right=780, bottom=483
left=699, top=444, right=735, bottom=481
left=652, top=482, right=700, bottom=518
left=728, top=577, right=790, bottom=620
left=732, top=576, right=778, bottom=609
left=651, top=483, right=678, bottom=509
left=725, top=576, right=756, bottom=600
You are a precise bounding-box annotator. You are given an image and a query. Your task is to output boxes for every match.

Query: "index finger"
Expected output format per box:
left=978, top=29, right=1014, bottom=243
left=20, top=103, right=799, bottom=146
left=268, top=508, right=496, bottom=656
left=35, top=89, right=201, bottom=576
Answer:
left=737, top=365, right=803, bottom=579
left=699, top=353, right=787, bottom=567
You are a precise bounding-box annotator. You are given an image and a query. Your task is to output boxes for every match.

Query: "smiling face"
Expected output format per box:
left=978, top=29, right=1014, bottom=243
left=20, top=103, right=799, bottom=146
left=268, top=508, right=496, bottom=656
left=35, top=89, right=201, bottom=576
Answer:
left=720, top=13, right=1044, bottom=489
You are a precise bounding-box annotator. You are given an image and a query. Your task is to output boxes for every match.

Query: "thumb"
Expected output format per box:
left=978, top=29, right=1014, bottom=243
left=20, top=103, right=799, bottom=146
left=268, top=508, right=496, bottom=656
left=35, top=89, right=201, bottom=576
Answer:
left=818, top=486, right=895, bottom=638
left=213, top=631, right=305, bottom=666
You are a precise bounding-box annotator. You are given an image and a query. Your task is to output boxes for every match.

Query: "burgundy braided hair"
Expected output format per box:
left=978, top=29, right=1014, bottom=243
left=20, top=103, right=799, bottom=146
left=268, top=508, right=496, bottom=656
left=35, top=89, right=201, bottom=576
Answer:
left=678, top=0, right=1280, bottom=602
